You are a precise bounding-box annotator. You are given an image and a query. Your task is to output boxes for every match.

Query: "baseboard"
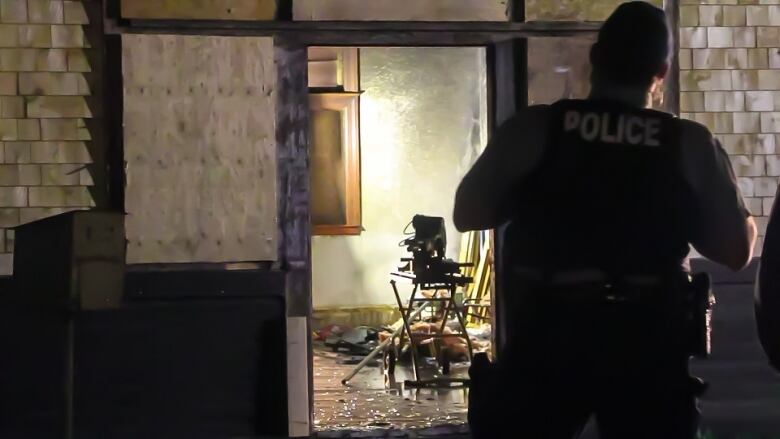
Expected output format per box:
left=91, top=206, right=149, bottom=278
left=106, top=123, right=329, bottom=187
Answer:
left=312, top=305, right=401, bottom=329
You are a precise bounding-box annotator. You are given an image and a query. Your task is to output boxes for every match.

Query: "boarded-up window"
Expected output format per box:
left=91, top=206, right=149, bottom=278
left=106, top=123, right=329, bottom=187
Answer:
left=120, top=0, right=277, bottom=20
left=525, top=0, right=663, bottom=21
left=294, top=0, right=509, bottom=21
left=122, top=35, right=278, bottom=264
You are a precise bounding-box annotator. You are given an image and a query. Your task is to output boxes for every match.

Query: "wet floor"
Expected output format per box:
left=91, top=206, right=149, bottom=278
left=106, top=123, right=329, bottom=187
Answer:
left=313, top=345, right=471, bottom=438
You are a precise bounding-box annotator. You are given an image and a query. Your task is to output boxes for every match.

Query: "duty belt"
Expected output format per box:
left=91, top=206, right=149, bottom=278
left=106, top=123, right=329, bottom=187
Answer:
left=511, top=266, right=685, bottom=303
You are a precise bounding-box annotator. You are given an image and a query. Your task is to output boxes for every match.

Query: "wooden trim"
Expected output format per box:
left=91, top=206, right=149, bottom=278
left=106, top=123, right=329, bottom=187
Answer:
left=312, top=225, right=362, bottom=236
left=105, top=35, right=125, bottom=212
left=119, top=19, right=601, bottom=32
left=341, top=48, right=359, bottom=92
left=487, top=38, right=527, bottom=361
left=106, top=20, right=602, bottom=45
left=509, top=0, right=525, bottom=22
left=309, top=92, right=362, bottom=236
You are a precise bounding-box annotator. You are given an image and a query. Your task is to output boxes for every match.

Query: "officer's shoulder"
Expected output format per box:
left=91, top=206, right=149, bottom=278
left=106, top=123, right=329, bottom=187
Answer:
left=505, top=104, right=552, bottom=128
left=676, top=117, right=724, bottom=164
left=676, top=117, right=717, bottom=145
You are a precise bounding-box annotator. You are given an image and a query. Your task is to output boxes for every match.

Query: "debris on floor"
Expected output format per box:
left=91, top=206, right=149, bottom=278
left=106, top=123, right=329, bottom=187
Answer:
left=324, top=326, right=382, bottom=355
left=314, top=343, right=470, bottom=437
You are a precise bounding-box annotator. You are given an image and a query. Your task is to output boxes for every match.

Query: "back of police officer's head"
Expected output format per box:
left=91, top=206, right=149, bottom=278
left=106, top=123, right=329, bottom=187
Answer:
left=590, top=1, right=671, bottom=90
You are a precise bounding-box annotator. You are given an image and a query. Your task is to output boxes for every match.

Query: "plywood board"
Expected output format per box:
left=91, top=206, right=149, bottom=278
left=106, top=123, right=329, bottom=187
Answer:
left=123, top=35, right=277, bottom=264
left=121, top=0, right=277, bottom=20
left=525, top=0, right=664, bottom=21
left=293, top=0, right=509, bottom=21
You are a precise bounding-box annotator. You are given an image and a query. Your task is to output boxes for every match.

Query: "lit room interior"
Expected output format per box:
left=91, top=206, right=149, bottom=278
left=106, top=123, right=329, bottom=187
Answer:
left=307, top=46, right=491, bottom=433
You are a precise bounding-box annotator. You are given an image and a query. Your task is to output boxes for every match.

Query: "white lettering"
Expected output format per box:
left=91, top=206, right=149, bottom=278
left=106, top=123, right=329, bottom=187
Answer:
left=616, top=114, right=625, bottom=143
left=564, top=111, right=580, bottom=131
left=581, top=113, right=600, bottom=141
left=645, top=118, right=661, bottom=146
left=600, top=113, right=617, bottom=143
left=564, top=110, right=662, bottom=147
left=626, top=116, right=644, bottom=145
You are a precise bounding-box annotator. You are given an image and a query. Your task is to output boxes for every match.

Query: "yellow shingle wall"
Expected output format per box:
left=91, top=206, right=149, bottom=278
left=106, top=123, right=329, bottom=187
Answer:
left=680, top=0, right=780, bottom=255
left=0, top=0, right=100, bottom=274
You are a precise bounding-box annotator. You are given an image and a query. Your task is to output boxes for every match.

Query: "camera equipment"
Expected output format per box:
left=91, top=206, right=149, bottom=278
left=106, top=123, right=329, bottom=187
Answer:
left=389, top=215, right=474, bottom=387
left=398, top=215, right=468, bottom=284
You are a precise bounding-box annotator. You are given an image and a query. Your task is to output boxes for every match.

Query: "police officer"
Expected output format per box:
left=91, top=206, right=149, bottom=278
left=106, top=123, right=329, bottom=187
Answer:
left=454, top=2, right=757, bottom=438
left=757, top=185, right=780, bottom=373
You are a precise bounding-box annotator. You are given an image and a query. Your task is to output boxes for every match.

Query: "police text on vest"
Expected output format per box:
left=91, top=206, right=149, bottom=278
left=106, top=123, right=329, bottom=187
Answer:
left=563, top=111, right=661, bottom=147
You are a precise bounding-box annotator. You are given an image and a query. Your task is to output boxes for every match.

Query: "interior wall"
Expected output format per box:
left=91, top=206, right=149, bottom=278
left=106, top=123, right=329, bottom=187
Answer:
left=312, top=47, right=487, bottom=309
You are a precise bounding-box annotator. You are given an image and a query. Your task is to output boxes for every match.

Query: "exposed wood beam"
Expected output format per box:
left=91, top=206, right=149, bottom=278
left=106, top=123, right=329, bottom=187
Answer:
left=105, top=20, right=601, bottom=45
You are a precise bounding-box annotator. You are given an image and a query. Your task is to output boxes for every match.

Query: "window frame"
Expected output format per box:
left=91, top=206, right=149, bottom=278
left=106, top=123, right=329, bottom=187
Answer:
left=308, top=91, right=363, bottom=236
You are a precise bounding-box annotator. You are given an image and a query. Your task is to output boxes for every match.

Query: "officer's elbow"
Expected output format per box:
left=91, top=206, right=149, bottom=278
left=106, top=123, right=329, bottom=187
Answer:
left=454, top=186, right=484, bottom=232
left=453, top=215, right=468, bottom=233
left=724, top=249, right=752, bottom=271
left=724, top=236, right=755, bottom=271
left=726, top=218, right=759, bottom=271
left=453, top=209, right=479, bottom=232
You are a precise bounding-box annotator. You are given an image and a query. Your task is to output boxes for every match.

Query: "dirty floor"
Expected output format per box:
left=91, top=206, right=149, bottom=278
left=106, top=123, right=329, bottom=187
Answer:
left=311, top=282, right=780, bottom=439
left=313, top=344, right=471, bottom=438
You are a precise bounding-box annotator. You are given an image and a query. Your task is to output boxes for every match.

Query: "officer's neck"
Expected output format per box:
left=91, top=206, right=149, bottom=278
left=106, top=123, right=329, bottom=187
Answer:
left=588, top=84, right=652, bottom=109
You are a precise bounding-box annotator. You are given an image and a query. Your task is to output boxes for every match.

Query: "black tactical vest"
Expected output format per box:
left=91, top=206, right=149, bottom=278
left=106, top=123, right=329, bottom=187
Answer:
left=504, top=99, right=694, bottom=277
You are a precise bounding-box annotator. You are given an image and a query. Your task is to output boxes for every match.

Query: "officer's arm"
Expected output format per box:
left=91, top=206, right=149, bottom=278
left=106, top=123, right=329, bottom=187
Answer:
left=681, top=122, right=758, bottom=271
left=454, top=106, right=549, bottom=232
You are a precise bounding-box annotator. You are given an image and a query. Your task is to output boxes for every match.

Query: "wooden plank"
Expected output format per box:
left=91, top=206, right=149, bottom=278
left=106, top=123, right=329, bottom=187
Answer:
left=107, top=20, right=603, bottom=46
left=274, top=40, right=311, bottom=316
left=293, top=0, right=509, bottom=22
left=488, top=38, right=522, bottom=358
left=273, top=40, right=313, bottom=438
left=121, top=0, right=277, bottom=20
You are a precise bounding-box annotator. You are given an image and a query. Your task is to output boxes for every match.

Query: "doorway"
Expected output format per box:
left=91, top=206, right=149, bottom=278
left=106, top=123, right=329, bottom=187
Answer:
left=308, top=46, right=492, bottom=435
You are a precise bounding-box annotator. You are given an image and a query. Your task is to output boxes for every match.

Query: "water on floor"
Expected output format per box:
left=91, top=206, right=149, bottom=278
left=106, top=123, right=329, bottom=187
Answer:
left=313, top=344, right=471, bottom=438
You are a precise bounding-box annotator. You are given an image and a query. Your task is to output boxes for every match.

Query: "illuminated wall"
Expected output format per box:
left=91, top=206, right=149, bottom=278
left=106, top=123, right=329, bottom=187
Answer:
left=312, top=47, right=488, bottom=308
left=0, top=0, right=100, bottom=274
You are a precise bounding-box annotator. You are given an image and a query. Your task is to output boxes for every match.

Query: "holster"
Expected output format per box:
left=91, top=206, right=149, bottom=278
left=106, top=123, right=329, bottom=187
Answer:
left=683, top=272, right=715, bottom=359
